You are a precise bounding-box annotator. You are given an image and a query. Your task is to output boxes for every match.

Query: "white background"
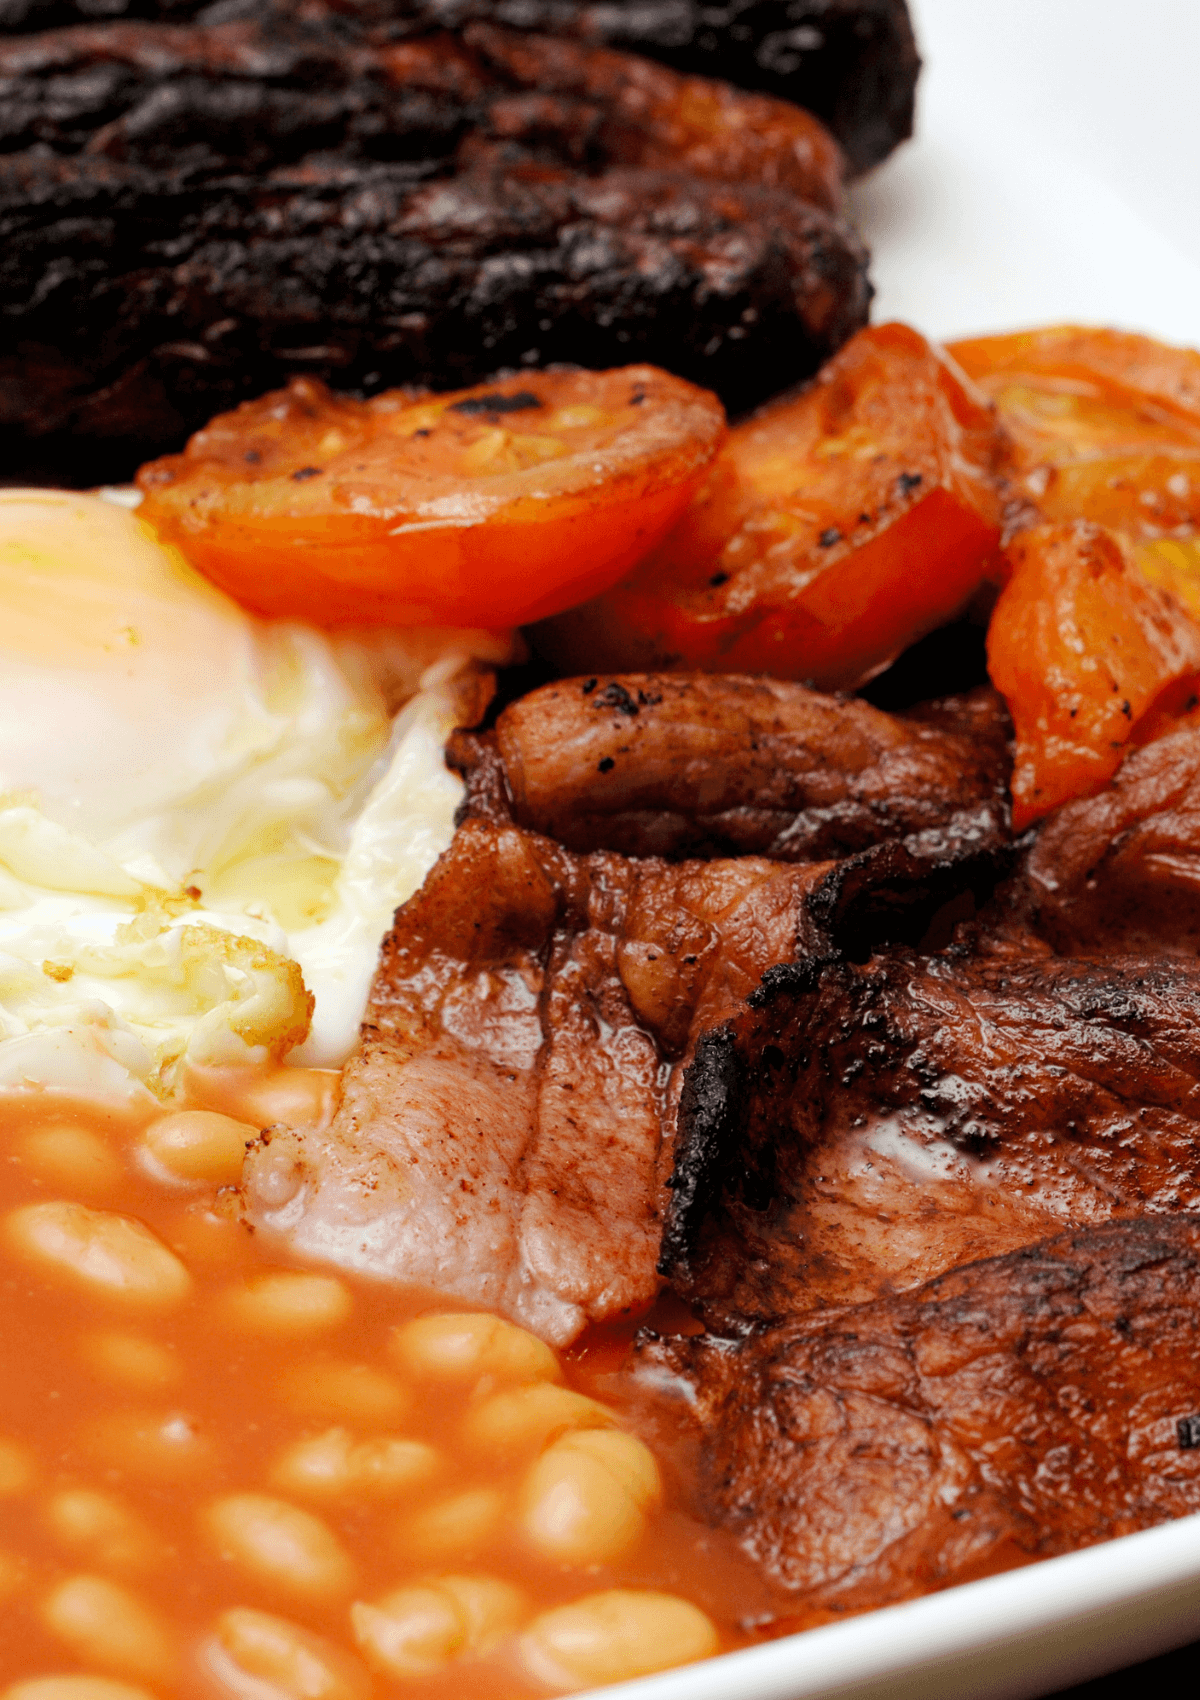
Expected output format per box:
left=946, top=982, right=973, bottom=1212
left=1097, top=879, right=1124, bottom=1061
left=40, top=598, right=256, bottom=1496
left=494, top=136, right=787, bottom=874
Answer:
left=850, top=0, right=1200, bottom=345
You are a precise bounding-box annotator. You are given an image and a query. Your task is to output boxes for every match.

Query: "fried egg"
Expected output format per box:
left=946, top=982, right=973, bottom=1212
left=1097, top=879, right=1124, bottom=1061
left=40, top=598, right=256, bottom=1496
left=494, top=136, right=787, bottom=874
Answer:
left=0, top=488, right=510, bottom=1098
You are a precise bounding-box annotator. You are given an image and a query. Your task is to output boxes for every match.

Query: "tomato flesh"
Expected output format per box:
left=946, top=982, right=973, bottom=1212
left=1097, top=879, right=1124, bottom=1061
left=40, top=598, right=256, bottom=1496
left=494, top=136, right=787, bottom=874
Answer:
left=988, top=521, right=1200, bottom=830
left=949, top=325, right=1200, bottom=436
left=953, top=326, right=1200, bottom=823
left=533, top=323, right=1006, bottom=689
left=136, top=368, right=726, bottom=628
left=950, top=326, right=1200, bottom=617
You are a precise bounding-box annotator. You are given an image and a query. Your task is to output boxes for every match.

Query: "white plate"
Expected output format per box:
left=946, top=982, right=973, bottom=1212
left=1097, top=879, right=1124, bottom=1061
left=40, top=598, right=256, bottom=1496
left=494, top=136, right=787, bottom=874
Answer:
left=589, top=1513, right=1200, bottom=1699
left=852, top=0, right=1200, bottom=344
left=582, top=4, right=1200, bottom=1693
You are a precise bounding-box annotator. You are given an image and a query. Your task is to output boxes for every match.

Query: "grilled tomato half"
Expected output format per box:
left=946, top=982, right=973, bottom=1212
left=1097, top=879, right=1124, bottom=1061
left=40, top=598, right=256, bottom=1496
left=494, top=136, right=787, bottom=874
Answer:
left=136, top=368, right=725, bottom=628
left=532, top=324, right=1007, bottom=690
left=988, top=520, right=1200, bottom=828
left=951, top=325, right=1200, bottom=620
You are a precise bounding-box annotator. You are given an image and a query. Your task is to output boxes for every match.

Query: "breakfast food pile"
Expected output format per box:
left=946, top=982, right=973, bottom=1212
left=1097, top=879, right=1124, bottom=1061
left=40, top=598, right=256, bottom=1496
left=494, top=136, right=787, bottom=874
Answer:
left=6, top=0, right=1200, bottom=1694
left=6, top=315, right=1200, bottom=1695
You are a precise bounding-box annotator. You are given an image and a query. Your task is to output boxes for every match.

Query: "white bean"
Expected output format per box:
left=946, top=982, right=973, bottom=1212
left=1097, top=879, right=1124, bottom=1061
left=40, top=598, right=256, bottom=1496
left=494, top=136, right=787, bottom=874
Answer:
left=460, top=1383, right=615, bottom=1462
left=350, top=1586, right=460, bottom=1678
left=0, top=1436, right=36, bottom=1496
left=221, top=1271, right=351, bottom=1336
left=6, top=1203, right=191, bottom=1310
left=142, top=1111, right=255, bottom=1186
left=396, top=1489, right=505, bottom=1564
left=203, top=1608, right=370, bottom=1700
left=520, top=1590, right=719, bottom=1690
left=437, top=1573, right=528, bottom=1653
left=270, top=1428, right=438, bottom=1502
left=41, top=1574, right=177, bottom=1684
left=45, top=1489, right=161, bottom=1575
left=388, top=1313, right=560, bottom=1386
left=203, top=1494, right=355, bottom=1602
left=351, top=1573, right=526, bottom=1677
left=518, top=1429, right=662, bottom=1566
left=18, top=1126, right=124, bottom=1198
left=3, top=1681, right=159, bottom=1700
left=275, top=1359, right=408, bottom=1425
left=79, top=1332, right=179, bottom=1392
left=230, top=1068, right=338, bottom=1131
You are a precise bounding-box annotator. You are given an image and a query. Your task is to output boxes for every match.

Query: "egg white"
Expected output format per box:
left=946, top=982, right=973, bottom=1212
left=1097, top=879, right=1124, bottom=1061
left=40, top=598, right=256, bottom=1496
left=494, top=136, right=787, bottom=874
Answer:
left=0, top=489, right=511, bottom=1098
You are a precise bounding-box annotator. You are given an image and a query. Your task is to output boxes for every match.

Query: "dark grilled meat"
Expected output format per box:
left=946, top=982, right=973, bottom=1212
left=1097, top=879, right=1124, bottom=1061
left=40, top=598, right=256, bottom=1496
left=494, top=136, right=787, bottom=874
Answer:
left=240, top=818, right=836, bottom=1344
left=1, top=149, right=868, bottom=482
left=451, top=674, right=1011, bottom=861
left=664, top=946, right=1200, bottom=1328
left=643, top=1215, right=1200, bottom=1611
left=0, top=0, right=919, bottom=179
left=0, top=16, right=869, bottom=477
left=457, top=22, right=845, bottom=209
left=449, top=0, right=920, bottom=176
left=0, top=19, right=843, bottom=208
left=1013, top=721, right=1200, bottom=958
left=0, top=0, right=199, bottom=25
left=0, top=21, right=482, bottom=172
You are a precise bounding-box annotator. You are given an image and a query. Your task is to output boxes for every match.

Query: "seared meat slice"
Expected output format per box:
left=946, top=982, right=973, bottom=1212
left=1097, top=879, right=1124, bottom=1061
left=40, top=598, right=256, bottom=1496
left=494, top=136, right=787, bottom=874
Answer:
left=643, top=1215, right=1200, bottom=1611
left=241, top=819, right=835, bottom=1344
left=451, top=674, right=1011, bottom=860
left=1, top=148, right=868, bottom=480
left=1014, top=721, right=1200, bottom=957
left=0, top=0, right=918, bottom=180
left=664, top=947, right=1200, bottom=1326
left=237, top=817, right=1009, bottom=1344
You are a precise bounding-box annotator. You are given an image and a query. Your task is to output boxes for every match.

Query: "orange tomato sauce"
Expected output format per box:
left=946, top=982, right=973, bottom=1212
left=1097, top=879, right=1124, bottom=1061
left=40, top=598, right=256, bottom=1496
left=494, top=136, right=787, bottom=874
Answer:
left=0, top=1074, right=777, bottom=1697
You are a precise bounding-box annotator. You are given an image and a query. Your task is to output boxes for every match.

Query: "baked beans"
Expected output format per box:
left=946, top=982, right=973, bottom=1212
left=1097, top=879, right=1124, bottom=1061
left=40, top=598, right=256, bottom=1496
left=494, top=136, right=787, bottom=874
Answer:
left=0, top=1077, right=775, bottom=1696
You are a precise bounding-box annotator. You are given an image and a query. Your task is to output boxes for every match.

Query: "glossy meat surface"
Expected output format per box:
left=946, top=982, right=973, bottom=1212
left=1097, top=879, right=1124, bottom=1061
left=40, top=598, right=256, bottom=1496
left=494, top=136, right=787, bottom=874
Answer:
left=334, top=0, right=918, bottom=177
left=646, top=1215, right=1200, bottom=1609
left=453, top=674, right=1011, bottom=861
left=240, top=819, right=833, bottom=1343
left=0, top=12, right=869, bottom=477
left=1, top=149, right=867, bottom=480
left=665, top=946, right=1200, bottom=1326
